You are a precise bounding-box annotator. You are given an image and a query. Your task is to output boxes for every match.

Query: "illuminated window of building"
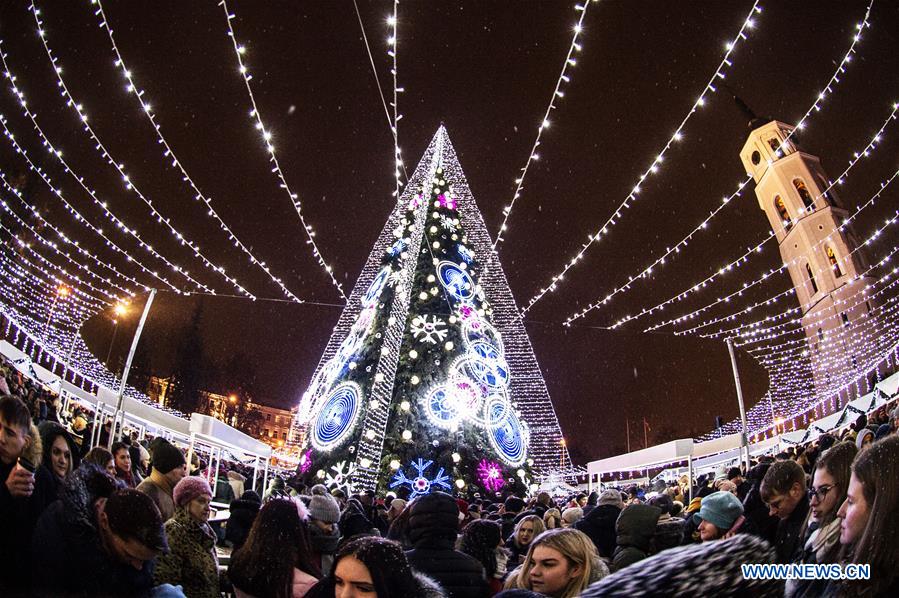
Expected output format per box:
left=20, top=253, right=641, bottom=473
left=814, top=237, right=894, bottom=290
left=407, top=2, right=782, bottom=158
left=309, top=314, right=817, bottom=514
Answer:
left=805, top=263, right=818, bottom=294
left=775, top=196, right=792, bottom=230
left=826, top=246, right=843, bottom=277
left=841, top=313, right=850, bottom=327
left=768, top=138, right=780, bottom=153
left=794, top=178, right=815, bottom=211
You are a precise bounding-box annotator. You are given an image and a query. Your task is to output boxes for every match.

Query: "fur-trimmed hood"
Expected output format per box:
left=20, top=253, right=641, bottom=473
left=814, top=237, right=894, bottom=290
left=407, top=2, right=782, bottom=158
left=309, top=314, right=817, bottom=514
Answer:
left=23, top=421, right=43, bottom=467
left=583, top=534, right=779, bottom=597
left=414, top=571, right=449, bottom=598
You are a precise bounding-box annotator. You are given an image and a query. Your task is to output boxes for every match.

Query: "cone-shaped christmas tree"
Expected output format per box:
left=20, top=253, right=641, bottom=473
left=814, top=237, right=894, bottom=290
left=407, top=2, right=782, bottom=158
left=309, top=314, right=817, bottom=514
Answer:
left=293, top=127, right=568, bottom=496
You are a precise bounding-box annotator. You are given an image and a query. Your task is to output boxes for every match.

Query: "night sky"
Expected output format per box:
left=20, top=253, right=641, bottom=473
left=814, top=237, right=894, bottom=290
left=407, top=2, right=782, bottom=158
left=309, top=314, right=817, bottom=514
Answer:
left=1, top=1, right=898, bottom=465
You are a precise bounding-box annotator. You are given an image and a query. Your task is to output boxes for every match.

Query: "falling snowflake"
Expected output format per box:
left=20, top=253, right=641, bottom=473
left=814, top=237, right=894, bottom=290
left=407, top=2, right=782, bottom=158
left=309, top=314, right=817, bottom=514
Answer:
left=390, top=458, right=452, bottom=499
left=324, top=460, right=357, bottom=494
left=410, top=315, right=448, bottom=344
left=439, top=214, right=457, bottom=232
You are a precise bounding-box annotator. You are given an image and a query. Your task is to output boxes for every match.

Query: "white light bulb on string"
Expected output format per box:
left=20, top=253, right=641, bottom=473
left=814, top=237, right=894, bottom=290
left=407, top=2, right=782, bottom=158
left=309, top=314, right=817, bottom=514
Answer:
left=523, top=1, right=767, bottom=314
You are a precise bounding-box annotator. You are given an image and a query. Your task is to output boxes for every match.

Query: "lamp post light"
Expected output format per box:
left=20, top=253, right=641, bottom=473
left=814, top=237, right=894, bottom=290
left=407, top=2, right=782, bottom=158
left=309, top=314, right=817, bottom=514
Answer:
left=105, top=302, right=129, bottom=370
left=43, top=285, right=69, bottom=343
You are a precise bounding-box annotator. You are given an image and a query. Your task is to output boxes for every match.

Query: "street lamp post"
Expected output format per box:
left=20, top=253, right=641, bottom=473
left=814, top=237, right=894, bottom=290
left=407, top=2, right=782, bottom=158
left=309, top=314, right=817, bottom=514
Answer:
left=105, top=302, right=129, bottom=371
left=108, top=290, right=155, bottom=449
left=43, top=285, right=69, bottom=343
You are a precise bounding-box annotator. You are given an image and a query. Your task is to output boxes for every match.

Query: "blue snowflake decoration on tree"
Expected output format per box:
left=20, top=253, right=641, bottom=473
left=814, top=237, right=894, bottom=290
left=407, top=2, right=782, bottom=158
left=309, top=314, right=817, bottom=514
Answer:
left=390, top=458, right=452, bottom=499
left=387, top=238, right=408, bottom=257
left=457, top=244, right=474, bottom=264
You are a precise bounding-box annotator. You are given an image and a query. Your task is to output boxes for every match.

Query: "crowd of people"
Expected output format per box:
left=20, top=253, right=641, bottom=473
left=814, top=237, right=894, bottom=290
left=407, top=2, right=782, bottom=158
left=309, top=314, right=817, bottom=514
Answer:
left=3, top=355, right=899, bottom=597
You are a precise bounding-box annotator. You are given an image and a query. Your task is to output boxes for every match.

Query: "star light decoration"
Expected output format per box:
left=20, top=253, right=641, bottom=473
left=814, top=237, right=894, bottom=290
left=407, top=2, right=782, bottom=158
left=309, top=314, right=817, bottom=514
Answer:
left=410, top=315, right=448, bottom=344
left=477, top=459, right=505, bottom=493
left=324, top=460, right=358, bottom=494
left=390, top=458, right=452, bottom=499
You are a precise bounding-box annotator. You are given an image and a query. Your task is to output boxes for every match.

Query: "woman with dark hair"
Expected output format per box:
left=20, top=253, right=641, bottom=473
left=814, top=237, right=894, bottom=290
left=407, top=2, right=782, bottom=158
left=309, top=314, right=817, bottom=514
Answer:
left=111, top=440, right=139, bottom=488
left=37, top=421, right=80, bottom=502
left=458, top=519, right=506, bottom=595
left=229, top=498, right=321, bottom=598
left=82, top=446, right=117, bottom=479
left=307, top=536, right=446, bottom=598
left=828, top=435, right=899, bottom=597
left=787, top=441, right=856, bottom=598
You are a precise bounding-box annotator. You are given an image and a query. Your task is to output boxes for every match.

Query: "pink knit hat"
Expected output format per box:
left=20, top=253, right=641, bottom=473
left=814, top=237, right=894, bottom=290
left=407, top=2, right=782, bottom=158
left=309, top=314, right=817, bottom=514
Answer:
left=173, top=476, right=212, bottom=508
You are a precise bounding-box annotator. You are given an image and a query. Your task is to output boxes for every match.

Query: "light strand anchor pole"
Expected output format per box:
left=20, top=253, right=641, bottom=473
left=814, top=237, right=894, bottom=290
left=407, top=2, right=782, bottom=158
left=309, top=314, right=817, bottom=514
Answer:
left=108, top=289, right=156, bottom=449
left=726, top=336, right=751, bottom=472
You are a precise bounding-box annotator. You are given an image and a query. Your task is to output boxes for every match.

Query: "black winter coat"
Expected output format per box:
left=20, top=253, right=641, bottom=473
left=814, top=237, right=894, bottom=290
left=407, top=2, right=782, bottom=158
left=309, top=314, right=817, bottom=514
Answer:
left=406, top=492, right=489, bottom=598
left=225, top=497, right=260, bottom=550
left=30, top=464, right=155, bottom=597
left=611, top=504, right=661, bottom=572
left=774, top=497, right=810, bottom=565
left=575, top=504, right=621, bottom=559
left=0, top=448, right=55, bottom=593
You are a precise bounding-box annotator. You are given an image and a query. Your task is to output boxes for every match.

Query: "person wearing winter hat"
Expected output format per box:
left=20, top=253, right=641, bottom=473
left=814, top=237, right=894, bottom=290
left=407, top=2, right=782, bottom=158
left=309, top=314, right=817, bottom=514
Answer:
left=308, top=485, right=341, bottom=576
left=597, top=489, right=625, bottom=510
left=855, top=427, right=875, bottom=451
left=155, top=476, right=219, bottom=598
left=561, top=506, right=583, bottom=528
left=136, top=439, right=186, bottom=521
left=693, top=491, right=744, bottom=542
left=387, top=497, right=407, bottom=523
left=405, top=491, right=490, bottom=598
left=575, top=490, right=623, bottom=559
left=226, top=490, right=262, bottom=550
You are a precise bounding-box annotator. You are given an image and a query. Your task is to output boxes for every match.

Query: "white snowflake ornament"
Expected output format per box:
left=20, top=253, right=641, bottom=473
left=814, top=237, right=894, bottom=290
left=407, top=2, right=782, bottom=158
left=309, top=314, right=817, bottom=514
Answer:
left=410, top=315, right=448, bottom=344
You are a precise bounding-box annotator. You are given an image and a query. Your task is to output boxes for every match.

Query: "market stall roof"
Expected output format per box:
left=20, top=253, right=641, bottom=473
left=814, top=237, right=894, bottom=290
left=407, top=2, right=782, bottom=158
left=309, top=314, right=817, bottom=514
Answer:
left=189, top=413, right=272, bottom=459
left=875, top=371, right=899, bottom=398
left=587, top=438, right=693, bottom=475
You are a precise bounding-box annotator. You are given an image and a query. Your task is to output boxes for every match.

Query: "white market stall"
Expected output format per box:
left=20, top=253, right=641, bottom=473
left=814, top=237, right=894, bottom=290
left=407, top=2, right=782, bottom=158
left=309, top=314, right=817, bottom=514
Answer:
left=187, top=413, right=273, bottom=496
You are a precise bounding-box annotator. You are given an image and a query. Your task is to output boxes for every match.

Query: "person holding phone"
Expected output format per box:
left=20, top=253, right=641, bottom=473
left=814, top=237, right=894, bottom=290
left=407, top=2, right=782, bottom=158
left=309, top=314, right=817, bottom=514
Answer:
left=0, top=395, right=55, bottom=594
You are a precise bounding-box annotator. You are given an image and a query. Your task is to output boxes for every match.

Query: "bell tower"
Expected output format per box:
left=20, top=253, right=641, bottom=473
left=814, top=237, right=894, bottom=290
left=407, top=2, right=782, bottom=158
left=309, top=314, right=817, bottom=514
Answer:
left=738, top=114, right=877, bottom=408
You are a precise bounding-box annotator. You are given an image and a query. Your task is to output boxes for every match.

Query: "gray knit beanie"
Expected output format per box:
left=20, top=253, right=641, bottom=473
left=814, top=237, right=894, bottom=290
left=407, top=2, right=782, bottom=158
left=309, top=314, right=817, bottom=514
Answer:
left=309, top=492, right=340, bottom=523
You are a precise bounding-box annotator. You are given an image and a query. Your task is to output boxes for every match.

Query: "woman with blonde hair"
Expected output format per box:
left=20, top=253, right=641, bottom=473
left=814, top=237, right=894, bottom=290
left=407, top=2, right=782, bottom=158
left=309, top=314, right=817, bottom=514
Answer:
left=505, top=514, right=545, bottom=564
left=504, top=528, right=608, bottom=598
left=543, top=508, right=562, bottom=529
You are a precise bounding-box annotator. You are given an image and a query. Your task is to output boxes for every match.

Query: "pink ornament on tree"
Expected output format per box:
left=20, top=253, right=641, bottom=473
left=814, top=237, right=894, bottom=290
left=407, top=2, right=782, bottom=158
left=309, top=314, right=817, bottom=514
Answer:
left=477, top=459, right=505, bottom=492
left=436, top=193, right=456, bottom=210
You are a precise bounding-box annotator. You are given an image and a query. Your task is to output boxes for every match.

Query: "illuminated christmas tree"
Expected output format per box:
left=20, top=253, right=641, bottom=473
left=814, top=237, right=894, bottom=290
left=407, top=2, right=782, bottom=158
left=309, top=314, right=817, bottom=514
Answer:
left=293, top=127, right=568, bottom=495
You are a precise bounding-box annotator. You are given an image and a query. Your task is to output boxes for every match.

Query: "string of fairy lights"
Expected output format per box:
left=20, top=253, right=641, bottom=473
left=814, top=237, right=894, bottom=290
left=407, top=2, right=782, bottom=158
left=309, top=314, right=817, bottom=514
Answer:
left=586, top=100, right=898, bottom=331
left=29, top=3, right=257, bottom=301
left=0, top=170, right=147, bottom=294
left=563, top=3, right=879, bottom=327
left=0, top=111, right=194, bottom=295
left=89, top=0, right=310, bottom=305
left=218, top=0, right=348, bottom=301
left=0, top=193, right=134, bottom=300
left=665, top=165, right=899, bottom=337
left=521, top=0, right=764, bottom=314
left=493, top=0, right=596, bottom=249
left=388, top=1, right=404, bottom=199
left=0, top=2, right=892, bottom=453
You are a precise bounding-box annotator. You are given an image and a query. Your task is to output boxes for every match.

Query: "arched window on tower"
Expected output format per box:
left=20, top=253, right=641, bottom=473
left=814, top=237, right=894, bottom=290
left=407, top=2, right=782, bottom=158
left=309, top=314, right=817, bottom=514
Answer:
left=794, top=178, right=815, bottom=212
left=805, top=263, right=819, bottom=295
left=816, top=174, right=835, bottom=206
left=826, top=245, right=843, bottom=278
left=775, top=196, right=792, bottom=230
left=768, top=138, right=781, bottom=154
